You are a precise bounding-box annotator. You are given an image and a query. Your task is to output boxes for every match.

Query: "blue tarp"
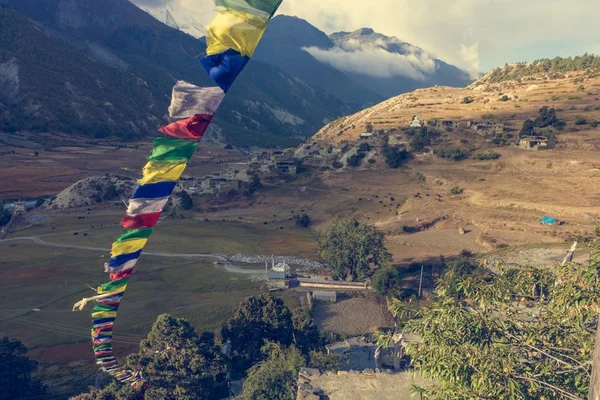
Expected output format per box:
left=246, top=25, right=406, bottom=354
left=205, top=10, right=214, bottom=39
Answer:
left=540, top=216, right=556, bottom=225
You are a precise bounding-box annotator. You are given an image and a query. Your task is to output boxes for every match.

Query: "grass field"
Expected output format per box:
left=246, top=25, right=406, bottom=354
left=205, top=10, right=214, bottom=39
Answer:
left=1, top=215, right=319, bottom=398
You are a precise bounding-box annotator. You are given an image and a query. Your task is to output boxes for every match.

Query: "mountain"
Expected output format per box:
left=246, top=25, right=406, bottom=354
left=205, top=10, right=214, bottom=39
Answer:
left=327, top=28, right=473, bottom=98
left=140, top=4, right=206, bottom=39
left=253, top=16, right=383, bottom=107
left=254, top=16, right=472, bottom=102
left=0, top=0, right=356, bottom=147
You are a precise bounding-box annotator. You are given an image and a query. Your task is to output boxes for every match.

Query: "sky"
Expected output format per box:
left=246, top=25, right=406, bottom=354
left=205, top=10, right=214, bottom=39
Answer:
left=130, top=0, right=600, bottom=74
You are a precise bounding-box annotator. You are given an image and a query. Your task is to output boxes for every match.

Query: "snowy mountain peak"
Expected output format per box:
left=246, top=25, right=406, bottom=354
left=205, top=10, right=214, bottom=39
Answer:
left=141, top=4, right=205, bottom=38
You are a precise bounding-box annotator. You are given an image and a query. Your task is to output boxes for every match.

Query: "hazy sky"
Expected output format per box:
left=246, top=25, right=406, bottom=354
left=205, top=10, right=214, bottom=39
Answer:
left=131, top=0, right=600, bottom=74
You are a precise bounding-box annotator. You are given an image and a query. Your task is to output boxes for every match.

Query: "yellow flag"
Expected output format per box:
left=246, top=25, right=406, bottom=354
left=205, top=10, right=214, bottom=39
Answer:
left=111, top=238, right=148, bottom=257
left=138, top=161, right=187, bottom=185
left=206, top=8, right=269, bottom=57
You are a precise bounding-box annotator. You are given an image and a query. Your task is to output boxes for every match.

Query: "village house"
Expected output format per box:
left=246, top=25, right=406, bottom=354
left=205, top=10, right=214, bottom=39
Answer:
left=468, top=121, right=504, bottom=134
left=519, top=136, right=550, bottom=151
left=360, top=132, right=374, bottom=140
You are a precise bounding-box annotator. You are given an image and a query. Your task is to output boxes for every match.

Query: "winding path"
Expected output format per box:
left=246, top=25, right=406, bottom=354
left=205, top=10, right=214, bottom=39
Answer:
left=0, top=235, right=266, bottom=276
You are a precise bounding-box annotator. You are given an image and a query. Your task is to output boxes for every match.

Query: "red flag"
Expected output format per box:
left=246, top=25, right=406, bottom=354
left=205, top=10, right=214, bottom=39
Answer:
left=120, top=212, right=162, bottom=229
left=158, top=114, right=212, bottom=140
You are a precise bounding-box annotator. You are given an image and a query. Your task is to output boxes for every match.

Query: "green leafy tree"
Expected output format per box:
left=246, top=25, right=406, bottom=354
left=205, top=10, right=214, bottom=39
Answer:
left=410, top=129, right=431, bottom=152
left=372, top=265, right=415, bottom=298
left=248, top=175, right=261, bottom=195
left=242, top=345, right=305, bottom=400
left=295, top=213, right=311, bottom=228
left=499, top=95, right=511, bottom=102
left=222, top=295, right=294, bottom=373
left=0, top=208, right=11, bottom=226
left=102, top=184, right=119, bottom=201
left=0, top=337, right=46, bottom=400
left=292, top=309, right=321, bottom=356
left=81, top=314, right=226, bottom=400
left=381, top=254, right=600, bottom=400
left=520, top=119, right=535, bottom=136
left=534, top=106, right=564, bottom=129
left=177, top=190, right=193, bottom=210
left=383, top=145, right=410, bottom=168
left=318, top=219, right=392, bottom=281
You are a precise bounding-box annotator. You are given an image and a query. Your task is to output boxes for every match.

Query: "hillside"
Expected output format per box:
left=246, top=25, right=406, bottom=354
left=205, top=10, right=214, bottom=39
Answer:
left=0, top=1, right=355, bottom=147
left=315, top=58, right=600, bottom=146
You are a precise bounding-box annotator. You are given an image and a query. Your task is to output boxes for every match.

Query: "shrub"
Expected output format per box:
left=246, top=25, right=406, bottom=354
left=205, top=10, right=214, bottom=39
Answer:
left=346, top=152, right=365, bottom=167
left=358, top=142, right=370, bottom=152
left=575, top=115, right=588, bottom=125
left=102, top=184, right=119, bottom=201
left=462, top=97, right=474, bottom=104
left=514, top=104, right=520, bottom=108
left=499, top=95, right=510, bottom=102
left=295, top=213, right=311, bottom=228
left=434, top=146, right=468, bottom=161
left=577, top=84, right=585, bottom=91
left=416, top=171, right=426, bottom=182
left=248, top=175, right=261, bottom=194
left=367, top=158, right=376, bottom=164
left=450, top=186, right=464, bottom=195
left=590, top=120, right=599, bottom=128
left=224, top=144, right=233, bottom=149
left=177, top=190, right=193, bottom=210
left=584, top=105, right=593, bottom=112
left=332, top=161, right=343, bottom=169
left=472, top=150, right=501, bottom=160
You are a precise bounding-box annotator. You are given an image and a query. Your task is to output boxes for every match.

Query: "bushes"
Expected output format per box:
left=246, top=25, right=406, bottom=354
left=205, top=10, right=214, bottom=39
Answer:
left=450, top=186, right=464, bottom=195
left=498, top=95, right=511, bottom=102
left=358, top=142, right=370, bottom=152
left=383, top=145, right=410, bottom=168
left=295, top=213, right=311, bottom=228
left=434, top=146, right=468, bottom=161
left=462, top=96, right=474, bottom=104
left=177, top=190, right=193, bottom=210
left=575, top=115, right=588, bottom=125
left=347, top=152, right=365, bottom=167
left=472, top=150, right=501, bottom=160
left=102, top=184, right=119, bottom=201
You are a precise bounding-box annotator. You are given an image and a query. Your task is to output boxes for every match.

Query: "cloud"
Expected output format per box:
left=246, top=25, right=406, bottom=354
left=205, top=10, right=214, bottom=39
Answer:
left=130, top=0, right=600, bottom=72
left=303, top=43, right=437, bottom=80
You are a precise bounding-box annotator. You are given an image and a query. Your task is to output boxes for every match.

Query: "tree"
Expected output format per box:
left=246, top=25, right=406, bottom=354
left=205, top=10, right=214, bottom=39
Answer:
left=346, top=152, right=365, bottom=167
left=248, top=175, right=261, bottom=195
left=0, top=337, right=46, bottom=400
left=499, top=95, right=511, bottom=102
left=295, top=213, right=311, bottom=228
left=79, top=314, right=226, bottom=400
left=520, top=119, right=535, bottom=136
left=292, top=309, right=320, bottom=356
left=242, top=345, right=305, bottom=400
left=575, top=115, right=588, bottom=125
left=534, top=106, right=564, bottom=129
left=0, top=208, right=11, bottom=226
left=383, top=145, right=410, bottom=168
left=365, top=122, right=373, bottom=133
left=177, top=190, right=193, bottom=210
left=462, top=96, right=474, bottom=104
left=102, top=184, right=119, bottom=201
left=382, top=255, right=600, bottom=400
left=224, top=144, right=233, bottom=149
left=318, top=219, right=392, bottom=281
left=358, top=142, right=371, bottom=152
left=410, top=129, right=431, bottom=152
left=372, top=265, right=414, bottom=298
left=221, top=295, right=294, bottom=372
